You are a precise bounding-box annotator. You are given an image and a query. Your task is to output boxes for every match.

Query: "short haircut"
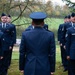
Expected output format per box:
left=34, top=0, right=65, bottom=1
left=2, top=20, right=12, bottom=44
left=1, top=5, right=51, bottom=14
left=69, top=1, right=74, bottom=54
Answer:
left=71, top=13, right=75, bottom=17
left=33, top=19, right=44, bottom=25
left=64, top=16, right=68, bottom=19
left=67, top=15, right=71, bottom=19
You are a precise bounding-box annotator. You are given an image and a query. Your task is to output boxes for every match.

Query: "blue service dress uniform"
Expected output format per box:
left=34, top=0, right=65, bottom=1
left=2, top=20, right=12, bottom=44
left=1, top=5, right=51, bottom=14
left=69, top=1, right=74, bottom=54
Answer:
left=19, top=26, right=56, bottom=75
left=0, top=22, right=15, bottom=75
left=57, top=24, right=66, bottom=66
left=48, top=30, right=55, bottom=73
left=61, top=22, right=73, bottom=46
left=61, top=22, right=74, bottom=70
left=26, top=24, right=55, bottom=73
left=10, top=23, right=16, bottom=45
left=8, top=23, right=16, bottom=67
left=66, top=26, right=75, bottom=75
left=0, top=32, right=4, bottom=75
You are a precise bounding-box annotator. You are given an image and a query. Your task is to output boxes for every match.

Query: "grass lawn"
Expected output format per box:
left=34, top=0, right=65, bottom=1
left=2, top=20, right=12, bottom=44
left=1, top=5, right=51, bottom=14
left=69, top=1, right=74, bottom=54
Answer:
left=8, top=46, right=68, bottom=75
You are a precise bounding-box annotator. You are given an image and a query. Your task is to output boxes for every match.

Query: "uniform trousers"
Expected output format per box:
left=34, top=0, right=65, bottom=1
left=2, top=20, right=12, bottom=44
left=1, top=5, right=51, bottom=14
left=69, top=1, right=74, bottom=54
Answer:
left=0, top=59, right=3, bottom=75
left=1, top=51, right=10, bottom=75
left=60, top=46, right=64, bottom=65
left=8, top=49, right=13, bottom=67
left=60, top=46, right=68, bottom=69
left=69, top=59, right=75, bottom=75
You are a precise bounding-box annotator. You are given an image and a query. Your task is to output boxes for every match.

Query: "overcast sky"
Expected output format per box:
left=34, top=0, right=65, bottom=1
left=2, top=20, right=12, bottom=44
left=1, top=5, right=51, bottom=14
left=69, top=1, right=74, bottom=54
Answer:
left=51, top=0, right=65, bottom=6
left=20, top=0, right=66, bottom=6
left=70, top=0, right=75, bottom=2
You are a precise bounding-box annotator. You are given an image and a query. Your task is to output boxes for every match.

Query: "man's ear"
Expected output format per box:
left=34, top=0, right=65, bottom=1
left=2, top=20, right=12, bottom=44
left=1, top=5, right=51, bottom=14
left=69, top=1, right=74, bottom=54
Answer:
left=32, top=21, right=35, bottom=26
left=41, top=21, right=44, bottom=26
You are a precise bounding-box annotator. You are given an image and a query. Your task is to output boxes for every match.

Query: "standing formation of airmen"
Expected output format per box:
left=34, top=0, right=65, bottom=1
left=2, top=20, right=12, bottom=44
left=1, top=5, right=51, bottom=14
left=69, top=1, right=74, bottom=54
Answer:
left=0, top=13, right=16, bottom=75
left=58, top=16, right=69, bottom=72
left=6, top=15, right=16, bottom=67
left=58, top=12, right=75, bottom=75
left=0, top=12, right=56, bottom=75
left=0, top=11, right=75, bottom=75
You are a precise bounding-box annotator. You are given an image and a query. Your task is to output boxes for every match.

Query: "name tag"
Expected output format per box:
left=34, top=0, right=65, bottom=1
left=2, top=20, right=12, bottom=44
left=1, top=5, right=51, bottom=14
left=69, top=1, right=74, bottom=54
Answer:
left=72, top=33, right=75, bottom=35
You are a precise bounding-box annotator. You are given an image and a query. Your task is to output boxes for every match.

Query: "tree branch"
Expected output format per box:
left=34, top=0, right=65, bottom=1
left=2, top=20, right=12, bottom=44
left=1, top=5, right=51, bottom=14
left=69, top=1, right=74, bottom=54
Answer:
left=15, top=23, right=30, bottom=26
left=11, top=0, right=29, bottom=23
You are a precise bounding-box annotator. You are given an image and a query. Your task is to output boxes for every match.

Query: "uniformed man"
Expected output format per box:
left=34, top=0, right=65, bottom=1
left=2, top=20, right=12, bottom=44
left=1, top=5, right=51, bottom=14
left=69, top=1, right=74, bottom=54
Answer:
left=57, top=16, right=68, bottom=71
left=19, top=12, right=56, bottom=75
left=6, top=14, right=16, bottom=67
left=0, top=13, right=16, bottom=75
left=66, top=25, right=75, bottom=75
left=61, top=13, right=75, bottom=48
left=25, top=16, right=54, bottom=75
left=61, top=13, right=75, bottom=75
left=0, top=32, right=4, bottom=75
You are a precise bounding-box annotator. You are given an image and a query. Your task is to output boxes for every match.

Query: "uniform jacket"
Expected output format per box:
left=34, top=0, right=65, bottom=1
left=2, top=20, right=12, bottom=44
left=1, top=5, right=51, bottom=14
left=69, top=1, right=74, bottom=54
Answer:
left=9, top=23, right=16, bottom=45
left=66, top=27, right=75, bottom=59
left=25, top=25, right=55, bottom=72
left=0, top=22, right=16, bottom=51
left=61, top=22, right=73, bottom=46
left=19, top=27, right=56, bottom=75
left=57, top=24, right=64, bottom=43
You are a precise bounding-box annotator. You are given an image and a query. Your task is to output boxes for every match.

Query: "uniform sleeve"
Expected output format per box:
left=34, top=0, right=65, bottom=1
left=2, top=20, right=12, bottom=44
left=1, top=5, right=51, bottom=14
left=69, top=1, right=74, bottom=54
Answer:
left=10, top=25, right=16, bottom=47
left=49, top=33, right=56, bottom=72
left=12, top=25, right=16, bottom=44
left=19, top=33, right=26, bottom=70
left=65, top=29, right=71, bottom=56
left=57, top=25, right=61, bottom=41
left=60, top=24, right=66, bottom=45
left=0, top=33, right=4, bottom=56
